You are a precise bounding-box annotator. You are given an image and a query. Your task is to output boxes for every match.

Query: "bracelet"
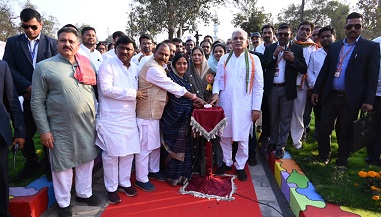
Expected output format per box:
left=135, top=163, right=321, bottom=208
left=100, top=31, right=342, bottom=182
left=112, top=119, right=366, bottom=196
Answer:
left=191, top=94, right=197, bottom=101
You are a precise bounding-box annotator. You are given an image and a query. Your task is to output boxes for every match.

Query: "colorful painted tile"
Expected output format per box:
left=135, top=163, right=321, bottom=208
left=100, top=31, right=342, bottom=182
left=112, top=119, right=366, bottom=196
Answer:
left=296, top=182, right=324, bottom=202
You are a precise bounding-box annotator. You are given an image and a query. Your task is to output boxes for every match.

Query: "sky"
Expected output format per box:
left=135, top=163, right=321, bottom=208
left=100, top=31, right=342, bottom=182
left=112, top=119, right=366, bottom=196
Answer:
left=11, top=0, right=357, bottom=42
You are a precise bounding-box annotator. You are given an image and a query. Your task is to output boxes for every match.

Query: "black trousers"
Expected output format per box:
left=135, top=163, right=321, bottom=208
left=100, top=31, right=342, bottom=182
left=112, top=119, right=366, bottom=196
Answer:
left=0, top=136, right=10, bottom=217
left=318, top=91, right=359, bottom=163
left=260, top=96, right=271, bottom=138
left=21, top=99, right=38, bottom=162
left=367, top=96, right=381, bottom=162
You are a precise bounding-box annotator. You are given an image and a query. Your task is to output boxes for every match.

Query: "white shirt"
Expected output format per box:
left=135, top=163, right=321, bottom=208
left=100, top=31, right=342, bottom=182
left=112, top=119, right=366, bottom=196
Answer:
left=254, top=43, right=266, bottom=54
left=102, top=48, right=116, bottom=60
left=26, top=34, right=41, bottom=68
left=306, top=47, right=327, bottom=88
left=78, top=44, right=103, bottom=72
left=131, top=52, right=153, bottom=66
left=373, top=36, right=381, bottom=96
left=273, top=43, right=289, bottom=84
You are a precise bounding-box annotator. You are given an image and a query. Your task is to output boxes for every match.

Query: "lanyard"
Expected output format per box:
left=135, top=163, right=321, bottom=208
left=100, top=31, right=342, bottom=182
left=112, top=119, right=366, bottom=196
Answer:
left=28, top=39, right=39, bottom=60
left=338, top=43, right=355, bottom=68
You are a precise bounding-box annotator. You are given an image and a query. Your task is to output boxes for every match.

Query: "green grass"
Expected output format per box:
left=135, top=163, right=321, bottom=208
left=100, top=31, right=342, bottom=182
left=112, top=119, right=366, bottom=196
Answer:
left=8, top=133, right=44, bottom=187
left=286, top=115, right=381, bottom=213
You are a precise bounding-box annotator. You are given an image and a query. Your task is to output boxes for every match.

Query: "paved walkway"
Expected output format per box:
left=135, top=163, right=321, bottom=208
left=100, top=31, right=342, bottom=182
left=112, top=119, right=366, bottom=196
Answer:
left=41, top=152, right=294, bottom=217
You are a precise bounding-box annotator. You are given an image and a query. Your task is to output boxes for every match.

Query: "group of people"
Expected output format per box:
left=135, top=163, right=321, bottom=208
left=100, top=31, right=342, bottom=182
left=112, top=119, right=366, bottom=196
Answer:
left=1, top=7, right=381, bottom=217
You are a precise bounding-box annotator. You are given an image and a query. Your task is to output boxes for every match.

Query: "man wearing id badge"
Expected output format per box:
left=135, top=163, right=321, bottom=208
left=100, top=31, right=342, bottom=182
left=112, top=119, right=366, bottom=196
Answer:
left=263, top=23, right=307, bottom=159
left=312, top=12, right=380, bottom=167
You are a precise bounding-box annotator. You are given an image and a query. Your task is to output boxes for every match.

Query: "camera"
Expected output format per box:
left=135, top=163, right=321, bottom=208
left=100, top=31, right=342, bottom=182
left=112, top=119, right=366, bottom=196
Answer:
left=12, top=143, right=20, bottom=154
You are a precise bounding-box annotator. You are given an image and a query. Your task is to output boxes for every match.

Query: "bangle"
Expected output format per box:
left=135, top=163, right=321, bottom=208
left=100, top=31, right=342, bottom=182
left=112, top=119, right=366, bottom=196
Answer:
left=191, top=94, right=197, bottom=101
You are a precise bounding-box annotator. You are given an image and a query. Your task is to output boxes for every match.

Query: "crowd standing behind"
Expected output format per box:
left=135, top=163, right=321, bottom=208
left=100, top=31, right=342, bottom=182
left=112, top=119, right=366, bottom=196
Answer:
left=1, top=7, right=381, bottom=217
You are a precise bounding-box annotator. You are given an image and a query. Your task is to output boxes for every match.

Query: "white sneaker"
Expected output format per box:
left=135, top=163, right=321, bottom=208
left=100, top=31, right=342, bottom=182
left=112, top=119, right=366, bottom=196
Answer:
left=293, top=143, right=302, bottom=150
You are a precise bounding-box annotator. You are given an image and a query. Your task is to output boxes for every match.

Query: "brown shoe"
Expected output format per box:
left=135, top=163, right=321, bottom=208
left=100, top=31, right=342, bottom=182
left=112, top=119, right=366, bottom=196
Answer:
left=118, top=185, right=137, bottom=197
left=106, top=191, right=121, bottom=204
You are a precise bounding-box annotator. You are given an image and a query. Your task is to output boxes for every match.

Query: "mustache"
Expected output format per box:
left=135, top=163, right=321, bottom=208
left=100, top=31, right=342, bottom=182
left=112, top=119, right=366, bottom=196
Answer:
left=63, top=46, right=72, bottom=50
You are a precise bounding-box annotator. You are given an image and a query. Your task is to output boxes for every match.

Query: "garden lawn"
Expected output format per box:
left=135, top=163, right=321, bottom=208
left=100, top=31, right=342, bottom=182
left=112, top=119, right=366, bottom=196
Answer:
left=8, top=133, right=44, bottom=187
left=286, top=115, right=381, bottom=213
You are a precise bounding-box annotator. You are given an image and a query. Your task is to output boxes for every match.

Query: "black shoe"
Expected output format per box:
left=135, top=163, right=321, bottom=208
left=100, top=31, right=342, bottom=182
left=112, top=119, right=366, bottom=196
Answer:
left=14, top=159, right=41, bottom=182
left=75, top=195, right=101, bottom=206
left=236, top=169, right=247, bottom=181
left=215, top=164, right=232, bottom=175
left=118, top=185, right=137, bottom=197
left=106, top=191, right=121, bottom=204
left=58, top=206, right=72, bottom=217
left=274, top=149, right=284, bottom=159
left=248, top=156, right=257, bottom=166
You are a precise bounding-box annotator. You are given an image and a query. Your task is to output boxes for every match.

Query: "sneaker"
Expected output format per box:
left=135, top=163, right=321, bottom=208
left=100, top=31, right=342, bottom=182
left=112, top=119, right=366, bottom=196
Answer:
left=75, top=195, right=101, bottom=206
left=148, top=172, right=166, bottom=182
left=293, top=143, right=302, bottom=150
left=135, top=181, right=156, bottom=192
left=106, top=191, right=121, bottom=204
left=58, top=206, right=72, bottom=217
left=236, top=169, right=247, bottom=181
left=301, top=132, right=307, bottom=141
left=215, top=163, right=232, bottom=175
left=274, top=149, right=284, bottom=159
left=118, top=185, right=137, bottom=197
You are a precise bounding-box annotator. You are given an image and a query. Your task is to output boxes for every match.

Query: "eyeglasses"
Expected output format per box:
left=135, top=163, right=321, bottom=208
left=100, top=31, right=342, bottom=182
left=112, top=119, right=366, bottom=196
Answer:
left=345, top=24, right=362, bottom=30
left=21, top=24, right=38, bottom=30
left=277, top=32, right=290, bottom=37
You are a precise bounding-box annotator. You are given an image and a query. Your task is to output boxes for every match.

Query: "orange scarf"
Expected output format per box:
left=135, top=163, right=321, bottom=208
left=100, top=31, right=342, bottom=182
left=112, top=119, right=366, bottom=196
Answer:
left=292, top=39, right=317, bottom=89
left=74, top=54, right=96, bottom=85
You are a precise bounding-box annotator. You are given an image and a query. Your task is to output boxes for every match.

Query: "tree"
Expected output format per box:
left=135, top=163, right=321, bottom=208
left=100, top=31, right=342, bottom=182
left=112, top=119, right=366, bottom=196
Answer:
left=277, top=0, right=349, bottom=40
left=357, top=0, right=381, bottom=39
left=126, top=0, right=224, bottom=40
left=0, top=0, right=19, bottom=41
left=231, top=0, right=271, bottom=34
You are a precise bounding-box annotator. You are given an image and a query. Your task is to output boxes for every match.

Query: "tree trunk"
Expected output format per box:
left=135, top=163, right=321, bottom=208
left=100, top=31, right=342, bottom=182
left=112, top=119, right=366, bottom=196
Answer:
left=300, top=0, right=305, bottom=22
left=168, top=27, right=175, bottom=40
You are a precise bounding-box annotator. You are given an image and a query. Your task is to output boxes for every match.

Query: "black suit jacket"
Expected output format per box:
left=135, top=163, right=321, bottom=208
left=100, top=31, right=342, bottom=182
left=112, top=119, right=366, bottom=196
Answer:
left=0, top=61, right=26, bottom=146
left=3, top=33, right=57, bottom=95
left=263, top=43, right=307, bottom=99
left=313, top=36, right=380, bottom=110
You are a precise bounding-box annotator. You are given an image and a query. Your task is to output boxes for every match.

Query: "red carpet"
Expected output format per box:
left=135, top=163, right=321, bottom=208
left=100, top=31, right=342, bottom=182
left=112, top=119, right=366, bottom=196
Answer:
left=102, top=166, right=261, bottom=217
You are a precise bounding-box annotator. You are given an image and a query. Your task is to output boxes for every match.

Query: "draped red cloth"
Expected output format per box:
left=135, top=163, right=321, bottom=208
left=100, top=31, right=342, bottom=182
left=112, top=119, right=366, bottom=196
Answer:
left=181, top=106, right=236, bottom=200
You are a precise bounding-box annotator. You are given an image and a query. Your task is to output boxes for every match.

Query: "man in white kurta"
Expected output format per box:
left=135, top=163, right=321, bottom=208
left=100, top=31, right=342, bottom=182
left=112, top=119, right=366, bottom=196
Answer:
left=135, top=42, right=205, bottom=191
left=96, top=36, right=145, bottom=204
left=291, top=22, right=317, bottom=149
left=211, top=29, right=263, bottom=181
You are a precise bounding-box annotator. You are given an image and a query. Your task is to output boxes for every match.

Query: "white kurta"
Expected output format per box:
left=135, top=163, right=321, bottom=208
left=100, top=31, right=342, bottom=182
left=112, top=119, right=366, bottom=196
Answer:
left=95, top=57, right=140, bottom=156
left=102, top=48, right=116, bottom=60
left=78, top=44, right=104, bottom=72
left=213, top=51, right=264, bottom=141
left=137, top=65, right=187, bottom=151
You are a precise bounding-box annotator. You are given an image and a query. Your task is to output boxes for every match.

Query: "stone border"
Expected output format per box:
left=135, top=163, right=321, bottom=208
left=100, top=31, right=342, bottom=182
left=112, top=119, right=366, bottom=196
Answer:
left=265, top=150, right=379, bottom=217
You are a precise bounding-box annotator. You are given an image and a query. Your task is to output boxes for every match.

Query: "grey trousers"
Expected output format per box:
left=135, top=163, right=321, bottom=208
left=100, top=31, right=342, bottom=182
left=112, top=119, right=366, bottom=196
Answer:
left=267, top=86, right=294, bottom=150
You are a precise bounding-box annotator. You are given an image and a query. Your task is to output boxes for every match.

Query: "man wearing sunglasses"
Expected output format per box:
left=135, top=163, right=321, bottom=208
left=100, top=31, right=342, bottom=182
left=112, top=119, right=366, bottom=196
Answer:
left=3, top=8, right=57, bottom=182
left=312, top=12, right=380, bottom=167
left=262, top=23, right=307, bottom=159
